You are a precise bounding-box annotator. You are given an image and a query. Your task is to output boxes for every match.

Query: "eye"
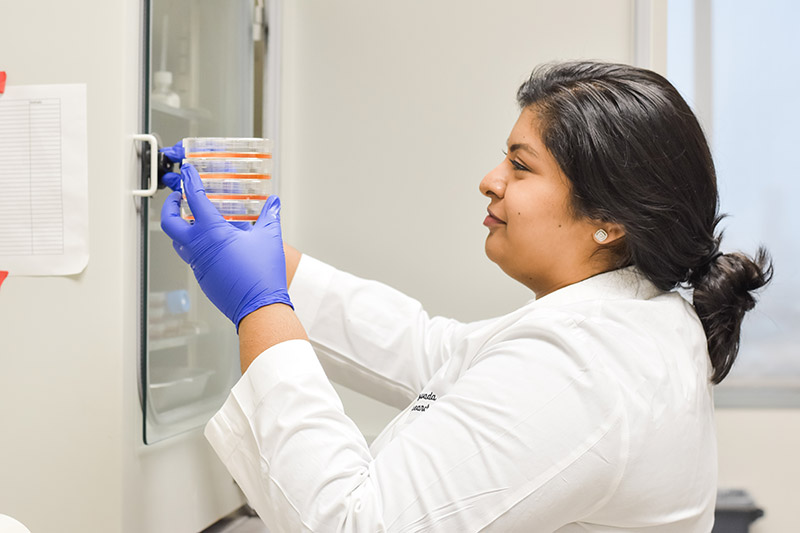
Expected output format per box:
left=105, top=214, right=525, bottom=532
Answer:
left=502, top=149, right=529, bottom=172
left=510, top=159, right=529, bottom=172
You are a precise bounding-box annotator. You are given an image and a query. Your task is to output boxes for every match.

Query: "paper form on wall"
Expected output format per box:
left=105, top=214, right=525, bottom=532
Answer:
left=0, top=84, right=89, bottom=276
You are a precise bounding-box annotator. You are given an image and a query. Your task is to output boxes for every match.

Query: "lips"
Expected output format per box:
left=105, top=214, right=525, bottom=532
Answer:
left=483, top=208, right=506, bottom=227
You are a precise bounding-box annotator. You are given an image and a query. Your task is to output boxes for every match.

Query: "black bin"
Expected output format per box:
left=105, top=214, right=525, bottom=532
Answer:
left=712, top=489, right=764, bottom=533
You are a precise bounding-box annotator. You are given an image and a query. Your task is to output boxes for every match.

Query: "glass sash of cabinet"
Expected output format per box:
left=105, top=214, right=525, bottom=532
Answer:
left=141, top=0, right=256, bottom=443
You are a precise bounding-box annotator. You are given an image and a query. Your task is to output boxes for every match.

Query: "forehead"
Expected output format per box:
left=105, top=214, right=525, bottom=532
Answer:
left=508, top=107, right=574, bottom=190
left=508, top=107, right=547, bottom=149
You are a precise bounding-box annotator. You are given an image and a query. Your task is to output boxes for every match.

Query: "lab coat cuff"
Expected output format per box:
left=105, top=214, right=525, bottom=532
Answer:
left=288, top=254, right=336, bottom=331
left=205, top=339, right=322, bottom=460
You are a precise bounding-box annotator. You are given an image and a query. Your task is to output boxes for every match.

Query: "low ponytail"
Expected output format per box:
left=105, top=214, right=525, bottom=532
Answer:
left=516, top=61, right=775, bottom=384
left=692, top=248, right=773, bottom=384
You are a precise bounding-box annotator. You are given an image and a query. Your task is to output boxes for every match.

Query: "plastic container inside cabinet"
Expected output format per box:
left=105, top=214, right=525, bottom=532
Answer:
left=183, top=137, right=272, bottom=159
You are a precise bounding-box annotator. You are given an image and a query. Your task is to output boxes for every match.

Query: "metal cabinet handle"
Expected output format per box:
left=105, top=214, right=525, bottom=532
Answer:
left=133, top=133, right=159, bottom=197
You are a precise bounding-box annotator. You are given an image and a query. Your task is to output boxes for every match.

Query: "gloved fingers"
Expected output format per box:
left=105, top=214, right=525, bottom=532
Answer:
left=172, top=241, right=192, bottom=264
left=160, top=190, right=192, bottom=244
left=160, top=140, right=185, bottom=163
left=253, top=195, right=281, bottom=230
left=162, top=171, right=182, bottom=192
left=231, top=221, right=253, bottom=230
left=181, top=163, right=226, bottom=224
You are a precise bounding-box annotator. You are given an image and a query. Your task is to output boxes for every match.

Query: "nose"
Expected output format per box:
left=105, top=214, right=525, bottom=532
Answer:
left=479, top=161, right=506, bottom=199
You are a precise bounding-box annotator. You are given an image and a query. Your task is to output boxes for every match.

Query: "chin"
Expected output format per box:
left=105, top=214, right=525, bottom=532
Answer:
left=484, top=239, right=508, bottom=272
left=484, top=238, right=499, bottom=264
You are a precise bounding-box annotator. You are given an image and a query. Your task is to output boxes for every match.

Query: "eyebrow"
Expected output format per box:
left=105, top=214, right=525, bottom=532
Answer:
left=507, top=142, right=539, bottom=158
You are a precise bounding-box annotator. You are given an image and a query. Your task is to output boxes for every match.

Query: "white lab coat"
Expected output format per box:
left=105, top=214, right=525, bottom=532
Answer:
left=205, top=255, right=717, bottom=532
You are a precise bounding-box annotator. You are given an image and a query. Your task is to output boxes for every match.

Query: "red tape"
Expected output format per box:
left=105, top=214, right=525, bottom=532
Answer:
left=0, top=71, right=6, bottom=94
left=0, top=271, right=8, bottom=288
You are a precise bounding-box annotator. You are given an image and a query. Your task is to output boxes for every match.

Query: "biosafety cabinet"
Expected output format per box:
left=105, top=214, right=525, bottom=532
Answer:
left=0, top=0, right=278, bottom=531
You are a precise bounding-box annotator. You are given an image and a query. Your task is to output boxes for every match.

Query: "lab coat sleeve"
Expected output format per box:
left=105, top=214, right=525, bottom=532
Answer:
left=205, top=314, right=627, bottom=532
left=288, top=254, right=494, bottom=407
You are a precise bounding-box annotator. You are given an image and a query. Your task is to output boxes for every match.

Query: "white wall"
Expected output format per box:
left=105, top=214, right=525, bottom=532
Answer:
left=279, top=0, right=635, bottom=322
left=716, top=410, right=800, bottom=532
left=0, top=1, right=131, bottom=529
left=277, top=0, right=637, bottom=439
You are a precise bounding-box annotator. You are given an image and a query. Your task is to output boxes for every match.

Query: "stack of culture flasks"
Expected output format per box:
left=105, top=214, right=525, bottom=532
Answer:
left=180, top=137, right=273, bottom=222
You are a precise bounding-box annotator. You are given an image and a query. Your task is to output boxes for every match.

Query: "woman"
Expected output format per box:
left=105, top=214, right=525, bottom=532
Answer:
left=161, top=61, right=772, bottom=532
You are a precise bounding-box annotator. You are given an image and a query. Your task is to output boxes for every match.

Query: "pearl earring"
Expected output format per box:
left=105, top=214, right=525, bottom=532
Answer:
left=594, top=229, right=608, bottom=243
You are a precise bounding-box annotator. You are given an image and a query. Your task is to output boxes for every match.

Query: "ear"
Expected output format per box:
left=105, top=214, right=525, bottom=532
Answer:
left=592, top=221, right=625, bottom=245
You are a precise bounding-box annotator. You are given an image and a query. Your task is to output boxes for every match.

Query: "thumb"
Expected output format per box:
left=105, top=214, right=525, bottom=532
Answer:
left=160, top=190, right=191, bottom=244
left=181, top=163, right=225, bottom=224
left=253, top=195, right=281, bottom=230
left=162, top=171, right=182, bottom=192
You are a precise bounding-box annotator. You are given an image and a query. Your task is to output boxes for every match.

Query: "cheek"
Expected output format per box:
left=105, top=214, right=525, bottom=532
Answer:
left=507, top=203, right=580, bottom=261
left=509, top=198, right=562, bottom=236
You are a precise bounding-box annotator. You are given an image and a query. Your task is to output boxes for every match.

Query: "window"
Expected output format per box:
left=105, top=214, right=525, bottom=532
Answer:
left=668, top=0, right=800, bottom=406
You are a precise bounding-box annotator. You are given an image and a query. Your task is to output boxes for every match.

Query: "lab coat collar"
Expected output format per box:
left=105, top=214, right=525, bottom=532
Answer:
left=530, top=266, right=663, bottom=309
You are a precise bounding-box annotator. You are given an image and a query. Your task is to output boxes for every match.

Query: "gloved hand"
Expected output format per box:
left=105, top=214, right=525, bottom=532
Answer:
left=159, top=140, right=185, bottom=192
left=160, top=163, right=292, bottom=329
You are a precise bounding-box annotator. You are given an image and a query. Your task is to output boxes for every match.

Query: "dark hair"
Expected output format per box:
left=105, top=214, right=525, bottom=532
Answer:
left=516, top=61, right=772, bottom=384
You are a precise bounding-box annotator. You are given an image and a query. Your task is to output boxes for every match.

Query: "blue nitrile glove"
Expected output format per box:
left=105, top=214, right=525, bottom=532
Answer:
left=160, top=163, right=292, bottom=329
left=159, top=141, right=185, bottom=192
